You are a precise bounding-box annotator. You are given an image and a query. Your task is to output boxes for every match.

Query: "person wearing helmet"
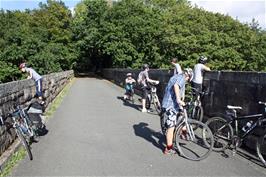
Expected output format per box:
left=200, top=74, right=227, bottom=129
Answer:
left=171, top=57, right=182, bottom=75
left=124, top=73, right=136, bottom=100
left=137, top=64, right=159, bottom=113
left=191, top=56, right=210, bottom=92
left=161, top=68, right=193, bottom=155
left=19, top=63, right=44, bottom=104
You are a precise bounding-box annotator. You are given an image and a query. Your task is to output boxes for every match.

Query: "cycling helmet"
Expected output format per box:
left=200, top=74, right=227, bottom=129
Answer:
left=198, top=56, right=208, bottom=64
left=126, top=73, right=132, bottom=77
left=142, top=64, right=149, bottom=70
left=183, top=68, right=193, bottom=82
left=19, top=63, right=26, bottom=69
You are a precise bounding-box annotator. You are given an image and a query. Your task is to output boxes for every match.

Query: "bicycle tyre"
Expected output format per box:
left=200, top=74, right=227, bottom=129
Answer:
left=16, top=128, right=33, bottom=160
left=174, top=119, right=214, bottom=161
left=205, top=117, right=233, bottom=152
left=191, top=105, right=203, bottom=122
left=153, top=94, right=161, bottom=114
left=256, top=132, right=266, bottom=167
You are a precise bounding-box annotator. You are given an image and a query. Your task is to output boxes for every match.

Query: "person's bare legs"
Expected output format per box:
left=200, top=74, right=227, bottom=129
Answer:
left=142, top=98, right=147, bottom=112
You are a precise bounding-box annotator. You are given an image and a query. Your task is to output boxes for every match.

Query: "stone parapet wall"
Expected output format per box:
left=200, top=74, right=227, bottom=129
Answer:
left=0, top=70, right=74, bottom=156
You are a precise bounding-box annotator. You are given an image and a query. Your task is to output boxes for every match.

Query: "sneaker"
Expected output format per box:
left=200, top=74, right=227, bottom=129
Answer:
left=164, top=148, right=177, bottom=155
left=141, top=108, right=147, bottom=113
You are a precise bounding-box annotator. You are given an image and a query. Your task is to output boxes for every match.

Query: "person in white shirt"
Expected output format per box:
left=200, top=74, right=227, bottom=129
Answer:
left=20, top=63, right=45, bottom=105
left=191, top=56, right=211, bottom=92
left=171, top=58, right=182, bottom=75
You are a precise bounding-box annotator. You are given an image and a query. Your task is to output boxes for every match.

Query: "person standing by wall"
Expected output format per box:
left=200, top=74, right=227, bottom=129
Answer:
left=19, top=63, right=45, bottom=105
left=138, top=64, right=159, bottom=113
left=191, top=56, right=211, bottom=92
left=171, top=58, right=182, bottom=75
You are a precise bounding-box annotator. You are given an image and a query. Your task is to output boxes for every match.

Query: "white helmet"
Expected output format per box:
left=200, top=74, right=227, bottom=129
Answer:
left=183, top=68, right=193, bottom=82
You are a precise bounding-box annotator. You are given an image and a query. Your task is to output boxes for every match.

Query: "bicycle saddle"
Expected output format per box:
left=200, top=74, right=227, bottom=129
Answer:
left=227, top=105, right=242, bottom=110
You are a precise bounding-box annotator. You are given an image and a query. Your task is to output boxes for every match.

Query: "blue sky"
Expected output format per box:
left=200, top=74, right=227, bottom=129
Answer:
left=0, top=0, right=81, bottom=11
left=0, top=0, right=265, bottom=29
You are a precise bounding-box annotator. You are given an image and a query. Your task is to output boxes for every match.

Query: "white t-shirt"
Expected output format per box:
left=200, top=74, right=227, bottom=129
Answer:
left=174, top=63, right=182, bottom=75
left=192, top=63, right=206, bottom=84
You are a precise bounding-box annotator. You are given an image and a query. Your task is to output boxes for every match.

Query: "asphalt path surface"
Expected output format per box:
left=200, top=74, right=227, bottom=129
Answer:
left=11, top=78, right=266, bottom=176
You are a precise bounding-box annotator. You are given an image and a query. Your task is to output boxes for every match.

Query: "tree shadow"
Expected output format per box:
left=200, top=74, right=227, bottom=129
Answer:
left=117, top=96, right=141, bottom=111
left=133, top=122, right=165, bottom=152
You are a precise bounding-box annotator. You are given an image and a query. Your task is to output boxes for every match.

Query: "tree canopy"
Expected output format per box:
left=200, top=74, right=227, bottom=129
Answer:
left=0, top=0, right=265, bottom=83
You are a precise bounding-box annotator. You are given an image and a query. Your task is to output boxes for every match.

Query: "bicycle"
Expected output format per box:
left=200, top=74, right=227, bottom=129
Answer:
left=145, top=82, right=161, bottom=114
left=204, top=101, right=266, bottom=167
left=160, top=103, right=214, bottom=161
left=3, top=104, right=39, bottom=160
left=187, top=87, right=205, bottom=122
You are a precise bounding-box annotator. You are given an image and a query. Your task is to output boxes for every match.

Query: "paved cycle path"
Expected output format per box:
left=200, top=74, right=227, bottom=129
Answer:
left=11, top=78, right=266, bottom=176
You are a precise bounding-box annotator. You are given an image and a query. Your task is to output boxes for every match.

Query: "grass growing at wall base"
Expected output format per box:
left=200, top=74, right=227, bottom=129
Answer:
left=44, top=78, right=75, bottom=119
left=0, top=78, right=75, bottom=177
left=0, top=147, right=26, bottom=177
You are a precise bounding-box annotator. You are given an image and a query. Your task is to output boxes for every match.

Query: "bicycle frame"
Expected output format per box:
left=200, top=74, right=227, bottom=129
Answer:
left=10, top=106, right=34, bottom=137
left=222, top=111, right=264, bottom=141
left=175, top=108, right=196, bottom=141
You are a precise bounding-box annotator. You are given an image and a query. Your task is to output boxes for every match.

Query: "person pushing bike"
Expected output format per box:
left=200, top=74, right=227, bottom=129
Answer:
left=138, top=64, right=159, bottom=113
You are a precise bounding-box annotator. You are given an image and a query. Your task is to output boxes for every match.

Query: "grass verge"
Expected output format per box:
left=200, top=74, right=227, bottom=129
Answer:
left=0, top=78, right=75, bottom=177
left=0, top=148, right=25, bottom=177
left=44, top=78, right=75, bottom=119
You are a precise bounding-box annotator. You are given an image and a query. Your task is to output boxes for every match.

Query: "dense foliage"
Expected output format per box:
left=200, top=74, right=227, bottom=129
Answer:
left=0, top=0, right=265, bottom=83
left=0, top=0, right=77, bottom=83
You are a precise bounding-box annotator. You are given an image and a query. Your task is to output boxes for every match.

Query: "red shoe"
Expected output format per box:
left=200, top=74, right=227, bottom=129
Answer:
left=163, top=148, right=177, bottom=155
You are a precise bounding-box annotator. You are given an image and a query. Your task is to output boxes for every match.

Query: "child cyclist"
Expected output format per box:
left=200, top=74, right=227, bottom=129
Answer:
left=124, top=73, right=136, bottom=100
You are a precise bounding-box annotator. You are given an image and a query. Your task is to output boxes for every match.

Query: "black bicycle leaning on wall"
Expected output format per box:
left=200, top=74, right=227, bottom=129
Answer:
left=204, top=101, right=266, bottom=167
left=187, top=88, right=206, bottom=122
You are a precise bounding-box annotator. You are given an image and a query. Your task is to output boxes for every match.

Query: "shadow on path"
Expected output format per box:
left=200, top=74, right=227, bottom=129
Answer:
left=117, top=96, right=141, bottom=111
left=133, top=122, right=165, bottom=152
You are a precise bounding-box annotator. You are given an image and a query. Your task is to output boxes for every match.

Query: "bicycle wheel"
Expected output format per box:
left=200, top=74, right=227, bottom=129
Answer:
left=205, top=117, right=233, bottom=152
left=153, top=95, right=161, bottom=114
left=174, top=119, right=214, bottom=161
left=16, top=128, right=33, bottom=160
left=191, top=104, right=203, bottom=122
left=256, top=132, right=266, bottom=167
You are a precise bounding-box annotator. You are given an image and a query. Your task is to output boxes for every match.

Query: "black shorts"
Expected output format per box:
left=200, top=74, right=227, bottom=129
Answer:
left=141, top=87, right=150, bottom=99
left=191, top=82, right=202, bottom=93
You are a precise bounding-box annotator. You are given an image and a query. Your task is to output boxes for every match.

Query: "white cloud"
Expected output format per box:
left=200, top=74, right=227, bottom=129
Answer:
left=190, top=0, right=266, bottom=29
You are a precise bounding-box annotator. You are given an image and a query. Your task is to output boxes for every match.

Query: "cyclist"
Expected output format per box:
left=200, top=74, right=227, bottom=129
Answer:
left=191, top=56, right=211, bottom=92
left=138, top=64, right=159, bottom=113
left=19, top=63, right=44, bottom=105
left=161, top=68, right=193, bottom=155
left=171, top=57, right=182, bottom=75
left=124, top=73, right=136, bottom=100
